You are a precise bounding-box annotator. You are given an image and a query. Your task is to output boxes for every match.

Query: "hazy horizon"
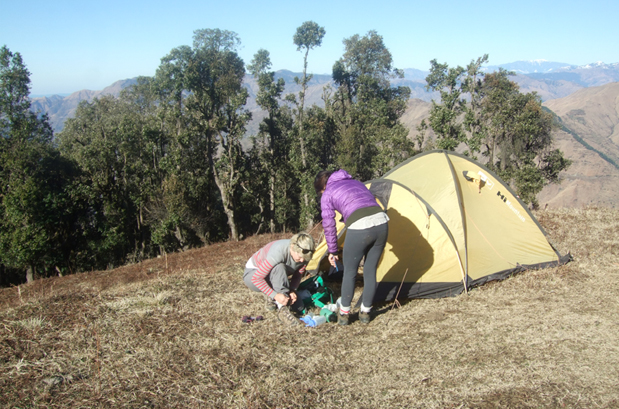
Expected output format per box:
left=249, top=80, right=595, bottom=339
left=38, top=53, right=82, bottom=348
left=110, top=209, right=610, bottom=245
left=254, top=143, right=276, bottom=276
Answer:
left=4, top=0, right=618, bottom=96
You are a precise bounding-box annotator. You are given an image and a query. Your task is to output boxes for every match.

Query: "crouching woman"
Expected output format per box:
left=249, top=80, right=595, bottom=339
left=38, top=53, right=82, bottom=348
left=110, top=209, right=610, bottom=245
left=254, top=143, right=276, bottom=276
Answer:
left=243, top=233, right=315, bottom=326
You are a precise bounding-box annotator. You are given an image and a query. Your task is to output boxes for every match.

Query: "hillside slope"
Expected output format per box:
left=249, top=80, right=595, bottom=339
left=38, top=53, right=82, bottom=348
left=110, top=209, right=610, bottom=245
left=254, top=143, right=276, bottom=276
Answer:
left=399, top=98, right=434, bottom=144
left=539, top=82, right=619, bottom=208
left=397, top=85, right=619, bottom=208
left=544, top=82, right=619, bottom=165
left=1, top=208, right=618, bottom=408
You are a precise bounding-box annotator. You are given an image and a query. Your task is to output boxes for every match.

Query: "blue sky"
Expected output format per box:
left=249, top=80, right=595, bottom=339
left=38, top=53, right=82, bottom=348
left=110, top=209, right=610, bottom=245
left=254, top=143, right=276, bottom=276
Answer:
left=2, top=0, right=618, bottom=96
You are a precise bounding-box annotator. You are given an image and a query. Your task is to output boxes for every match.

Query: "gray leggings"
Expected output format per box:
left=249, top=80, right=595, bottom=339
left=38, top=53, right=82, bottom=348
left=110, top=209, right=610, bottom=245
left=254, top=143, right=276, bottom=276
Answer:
left=243, top=264, right=304, bottom=311
left=340, top=222, right=389, bottom=310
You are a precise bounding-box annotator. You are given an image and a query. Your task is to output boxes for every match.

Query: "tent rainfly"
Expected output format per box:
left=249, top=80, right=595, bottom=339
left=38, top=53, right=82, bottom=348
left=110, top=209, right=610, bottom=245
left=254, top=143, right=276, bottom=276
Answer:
left=307, top=150, right=571, bottom=301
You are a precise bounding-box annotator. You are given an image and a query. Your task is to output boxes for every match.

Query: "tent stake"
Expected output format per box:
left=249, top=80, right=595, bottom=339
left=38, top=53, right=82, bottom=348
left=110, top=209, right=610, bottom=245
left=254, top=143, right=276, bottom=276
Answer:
left=386, top=268, right=409, bottom=325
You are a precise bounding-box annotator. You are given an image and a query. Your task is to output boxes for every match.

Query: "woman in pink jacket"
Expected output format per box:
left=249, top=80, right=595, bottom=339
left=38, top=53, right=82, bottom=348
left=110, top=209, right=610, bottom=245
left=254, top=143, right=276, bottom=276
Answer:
left=314, top=170, right=389, bottom=325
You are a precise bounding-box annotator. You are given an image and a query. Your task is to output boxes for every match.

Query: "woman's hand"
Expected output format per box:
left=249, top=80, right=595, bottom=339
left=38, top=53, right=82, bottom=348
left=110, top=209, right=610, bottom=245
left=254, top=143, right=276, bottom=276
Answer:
left=328, top=253, right=339, bottom=267
left=289, top=291, right=297, bottom=304
left=274, top=293, right=290, bottom=306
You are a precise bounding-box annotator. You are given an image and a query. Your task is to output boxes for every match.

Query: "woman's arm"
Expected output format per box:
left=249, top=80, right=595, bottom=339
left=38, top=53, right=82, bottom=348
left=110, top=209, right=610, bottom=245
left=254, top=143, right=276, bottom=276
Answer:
left=321, top=196, right=339, bottom=255
left=251, top=259, right=275, bottom=298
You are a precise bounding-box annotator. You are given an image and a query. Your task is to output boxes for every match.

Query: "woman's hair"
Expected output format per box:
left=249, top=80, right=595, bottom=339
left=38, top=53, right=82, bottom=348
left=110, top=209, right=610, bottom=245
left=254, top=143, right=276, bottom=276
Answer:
left=290, top=232, right=315, bottom=262
left=314, top=170, right=333, bottom=195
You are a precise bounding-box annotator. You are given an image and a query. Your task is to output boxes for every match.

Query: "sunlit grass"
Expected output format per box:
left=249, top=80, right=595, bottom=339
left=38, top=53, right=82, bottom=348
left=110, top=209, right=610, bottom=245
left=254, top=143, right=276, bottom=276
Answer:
left=15, top=316, right=46, bottom=331
left=0, top=210, right=618, bottom=408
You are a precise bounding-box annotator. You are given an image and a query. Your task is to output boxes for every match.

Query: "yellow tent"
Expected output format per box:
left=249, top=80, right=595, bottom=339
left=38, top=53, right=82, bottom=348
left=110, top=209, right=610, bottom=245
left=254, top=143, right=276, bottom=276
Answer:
left=307, top=150, right=570, bottom=301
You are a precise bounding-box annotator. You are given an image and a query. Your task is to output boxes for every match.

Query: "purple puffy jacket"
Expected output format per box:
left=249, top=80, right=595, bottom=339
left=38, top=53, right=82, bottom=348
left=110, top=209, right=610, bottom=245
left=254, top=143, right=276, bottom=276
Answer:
left=320, top=170, right=379, bottom=254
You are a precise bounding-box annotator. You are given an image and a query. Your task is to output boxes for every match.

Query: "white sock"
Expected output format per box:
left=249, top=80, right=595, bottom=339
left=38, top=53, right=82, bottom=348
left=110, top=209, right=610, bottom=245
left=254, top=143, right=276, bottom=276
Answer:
left=360, top=305, right=372, bottom=313
left=339, top=305, right=351, bottom=315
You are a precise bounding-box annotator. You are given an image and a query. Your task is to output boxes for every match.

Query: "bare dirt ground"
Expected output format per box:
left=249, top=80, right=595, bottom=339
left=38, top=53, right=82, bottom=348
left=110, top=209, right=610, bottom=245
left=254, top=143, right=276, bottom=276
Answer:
left=1, top=208, right=618, bottom=408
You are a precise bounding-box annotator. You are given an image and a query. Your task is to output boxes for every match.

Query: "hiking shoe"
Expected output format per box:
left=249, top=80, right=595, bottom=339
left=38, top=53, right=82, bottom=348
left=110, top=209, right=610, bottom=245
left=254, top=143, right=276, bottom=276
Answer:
left=338, top=313, right=350, bottom=326
left=278, top=306, right=301, bottom=327
left=265, top=296, right=277, bottom=312
left=359, top=311, right=371, bottom=324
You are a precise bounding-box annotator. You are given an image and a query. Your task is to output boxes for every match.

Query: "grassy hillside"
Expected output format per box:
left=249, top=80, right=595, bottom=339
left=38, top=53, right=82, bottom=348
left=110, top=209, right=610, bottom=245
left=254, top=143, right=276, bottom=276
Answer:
left=538, top=82, right=619, bottom=208
left=1, top=208, right=618, bottom=408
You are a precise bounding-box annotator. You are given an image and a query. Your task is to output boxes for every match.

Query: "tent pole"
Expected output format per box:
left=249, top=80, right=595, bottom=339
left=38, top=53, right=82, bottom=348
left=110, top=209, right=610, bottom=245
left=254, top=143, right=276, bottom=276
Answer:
left=454, top=250, right=468, bottom=295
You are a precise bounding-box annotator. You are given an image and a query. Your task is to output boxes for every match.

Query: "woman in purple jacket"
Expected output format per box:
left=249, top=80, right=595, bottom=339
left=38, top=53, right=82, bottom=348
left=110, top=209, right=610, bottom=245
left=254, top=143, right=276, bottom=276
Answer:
left=314, top=170, right=389, bottom=325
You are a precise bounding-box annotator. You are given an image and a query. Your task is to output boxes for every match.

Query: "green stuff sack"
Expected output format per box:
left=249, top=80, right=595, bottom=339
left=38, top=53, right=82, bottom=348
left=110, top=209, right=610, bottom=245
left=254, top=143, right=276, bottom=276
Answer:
left=298, top=275, right=334, bottom=311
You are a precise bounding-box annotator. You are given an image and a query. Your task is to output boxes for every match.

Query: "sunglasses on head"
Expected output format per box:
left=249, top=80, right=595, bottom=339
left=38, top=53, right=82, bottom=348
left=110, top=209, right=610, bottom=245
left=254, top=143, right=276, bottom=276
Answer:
left=297, top=245, right=313, bottom=254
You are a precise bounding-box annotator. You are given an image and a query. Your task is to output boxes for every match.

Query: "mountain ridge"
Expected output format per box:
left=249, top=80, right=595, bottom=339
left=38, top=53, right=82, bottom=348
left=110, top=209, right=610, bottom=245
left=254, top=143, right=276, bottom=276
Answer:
left=31, top=60, right=619, bottom=133
left=27, top=63, right=619, bottom=208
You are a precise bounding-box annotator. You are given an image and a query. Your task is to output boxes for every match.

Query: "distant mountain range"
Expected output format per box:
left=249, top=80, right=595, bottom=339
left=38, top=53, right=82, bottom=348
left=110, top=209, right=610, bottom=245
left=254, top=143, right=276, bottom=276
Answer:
left=484, top=60, right=574, bottom=74
left=30, top=79, right=138, bottom=132
left=27, top=61, right=619, bottom=208
left=30, top=60, right=619, bottom=133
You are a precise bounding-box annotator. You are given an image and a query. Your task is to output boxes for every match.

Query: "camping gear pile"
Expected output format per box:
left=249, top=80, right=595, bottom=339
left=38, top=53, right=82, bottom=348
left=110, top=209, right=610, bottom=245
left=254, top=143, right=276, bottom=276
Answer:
left=296, top=274, right=339, bottom=324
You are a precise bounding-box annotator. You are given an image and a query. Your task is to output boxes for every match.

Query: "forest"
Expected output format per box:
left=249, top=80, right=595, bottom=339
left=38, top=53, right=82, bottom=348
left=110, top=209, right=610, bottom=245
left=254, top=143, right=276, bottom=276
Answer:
left=0, top=22, right=570, bottom=285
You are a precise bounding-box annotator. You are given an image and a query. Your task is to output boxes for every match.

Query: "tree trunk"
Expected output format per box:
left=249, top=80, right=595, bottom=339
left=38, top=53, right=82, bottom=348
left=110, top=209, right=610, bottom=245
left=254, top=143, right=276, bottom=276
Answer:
left=304, top=191, right=313, bottom=231
left=269, top=172, right=275, bottom=233
left=212, top=169, right=238, bottom=241
left=224, top=206, right=238, bottom=241
left=26, top=266, right=34, bottom=283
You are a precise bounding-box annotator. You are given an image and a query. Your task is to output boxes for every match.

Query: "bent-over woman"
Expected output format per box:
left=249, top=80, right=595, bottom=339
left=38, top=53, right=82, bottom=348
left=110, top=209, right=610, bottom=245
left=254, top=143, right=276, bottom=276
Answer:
left=314, top=169, right=389, bottom=325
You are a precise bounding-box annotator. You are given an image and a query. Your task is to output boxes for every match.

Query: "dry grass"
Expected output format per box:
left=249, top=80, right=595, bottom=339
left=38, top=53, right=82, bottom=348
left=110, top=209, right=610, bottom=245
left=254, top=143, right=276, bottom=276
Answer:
left=1, top=209, right=619, bottom=408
